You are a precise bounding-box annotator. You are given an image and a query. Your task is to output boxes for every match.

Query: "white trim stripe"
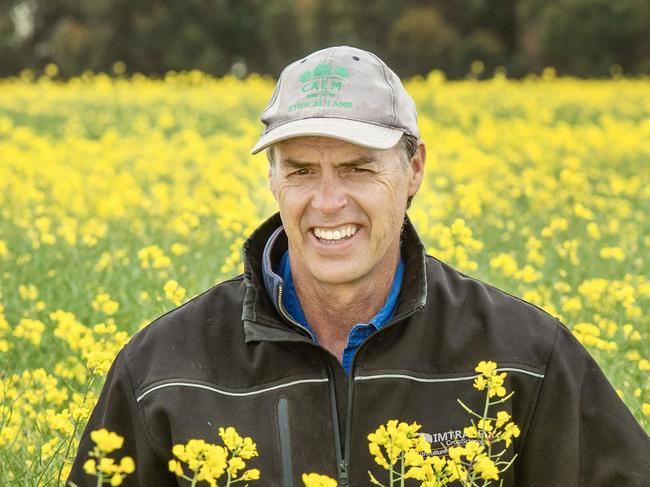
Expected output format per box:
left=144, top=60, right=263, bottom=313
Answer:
left=136, top=378, right=329, bottom=403
left=355, top=374, right=480, bottom=383
left=497, top=368, right=545, bottom=379
left=355, top=367, right=545, bottom=383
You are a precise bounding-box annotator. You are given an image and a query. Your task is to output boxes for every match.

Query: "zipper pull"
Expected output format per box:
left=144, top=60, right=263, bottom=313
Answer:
left=338, top=460, right=349, bottom=485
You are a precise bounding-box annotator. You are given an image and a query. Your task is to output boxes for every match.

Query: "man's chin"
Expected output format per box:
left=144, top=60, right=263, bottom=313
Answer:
left=307, top=263, right=367, bottom=287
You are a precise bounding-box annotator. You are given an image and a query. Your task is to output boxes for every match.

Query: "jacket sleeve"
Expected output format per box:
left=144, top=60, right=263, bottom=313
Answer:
left=516, top=323, right=650, bottom=486
left=66, top=349, right=174, bottom=486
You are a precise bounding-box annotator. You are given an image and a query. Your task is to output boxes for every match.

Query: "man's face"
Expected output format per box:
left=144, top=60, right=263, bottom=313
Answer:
left=269, top=136, right=425, bottom=288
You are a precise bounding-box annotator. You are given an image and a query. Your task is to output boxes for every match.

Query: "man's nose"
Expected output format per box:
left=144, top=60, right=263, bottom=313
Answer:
left=311, top=175, right=347, bottom=214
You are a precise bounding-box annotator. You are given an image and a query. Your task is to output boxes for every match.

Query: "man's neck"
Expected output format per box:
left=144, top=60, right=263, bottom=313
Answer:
left=290, top=251, right=400, bottom=360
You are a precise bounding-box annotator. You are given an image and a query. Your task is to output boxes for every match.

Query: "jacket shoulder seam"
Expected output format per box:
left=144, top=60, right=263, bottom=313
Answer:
left=516, top=321, right=561, bottom=462
left=119, top=351, right=170, bottom=467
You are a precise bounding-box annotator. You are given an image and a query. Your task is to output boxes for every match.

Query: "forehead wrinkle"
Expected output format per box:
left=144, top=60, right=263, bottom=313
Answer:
left=276, top=136, right=379, bottom=163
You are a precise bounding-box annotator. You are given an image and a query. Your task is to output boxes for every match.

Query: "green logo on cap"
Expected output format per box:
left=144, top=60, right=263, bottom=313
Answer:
left=288, top=63, right=353, bottom=112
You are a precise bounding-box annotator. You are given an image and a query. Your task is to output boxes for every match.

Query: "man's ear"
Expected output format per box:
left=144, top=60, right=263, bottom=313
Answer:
left=407, top=140, right=426, bottom=198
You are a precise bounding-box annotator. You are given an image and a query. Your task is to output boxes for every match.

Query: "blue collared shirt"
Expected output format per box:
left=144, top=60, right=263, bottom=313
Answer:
left=276, top=250, right=404, bottom=375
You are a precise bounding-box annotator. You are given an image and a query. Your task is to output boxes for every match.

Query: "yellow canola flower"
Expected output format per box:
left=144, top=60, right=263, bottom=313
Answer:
left=473, top=454, right=499, bottom=481
left=515, top=264, right=542, bottom=283
left=170, top=426, right=260, bottom=485
left=302, top=473, right=337, bottom=487
left=163, top=279, right=187, bottom=306
left=572, top=322, right=619, bottom=352
left=600, top=246, right=626, bottom=262
left=45, top=408, right=75, bottom=436
left=171, top=242, right=189, bottom=256
left=218, top=426, right=258, bottom=460
left=496, top=410, right=511, bottom=427
left=40, top=437, right=60, bottom=462
left=0, top=239, right=9, bottom=258
left=13, top=318, right=46, bottom=346
left=138, top=245, right=172, bottom=269
left=446, top=447, right=469, bottom=480
left=367, top=420, right=431, bottom=469
left=586, top=222, right=601, bottom=240
left=91, top=292, right=120, bottom=315
left=83, top=459, right=97, bottom=474
left=561, top=296, right=583, bottom=314
left=84, top=429, right=135, bottom=486
left=474, top=361, right=507, bottom=398
left=91, top=428, right=124, bottom=454
left=49, top=310, right=129, bottom=375
left=475, top=360, right=497, bottom=376
left=404, top=454, right=448, bottom=484
left=170, top=439, right=228, bottom=484
left=499, top=421, right=521, bottom=447
left=489, top=253, right=518, bottom=277
left=541, top=217, right=568, bottom=238
left=19, top=284, right=39, bottom=300
left=240, top=468, right=261, bottom=481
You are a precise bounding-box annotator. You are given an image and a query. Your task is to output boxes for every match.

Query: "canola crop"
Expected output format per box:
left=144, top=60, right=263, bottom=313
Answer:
left=0, top=69, right=649, bottom=485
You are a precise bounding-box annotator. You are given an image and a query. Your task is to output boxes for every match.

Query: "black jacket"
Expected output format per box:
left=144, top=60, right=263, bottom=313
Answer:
left=68, top=213, right=650, bottom=486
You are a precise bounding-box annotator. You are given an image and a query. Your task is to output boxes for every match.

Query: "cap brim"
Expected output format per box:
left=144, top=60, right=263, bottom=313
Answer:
left=250, top=118, right=404, bottom=154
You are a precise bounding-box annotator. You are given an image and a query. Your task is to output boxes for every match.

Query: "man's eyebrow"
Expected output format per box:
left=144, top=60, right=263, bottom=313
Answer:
left=338, top=155, right=377, bottom=167
left=280, top=158, right=315, bottom=169
left=280, top=155, right=377, bottom=168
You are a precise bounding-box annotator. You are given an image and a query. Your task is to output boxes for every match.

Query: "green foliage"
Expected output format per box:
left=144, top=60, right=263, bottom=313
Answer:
left=1, top=0, right=648, bottom=78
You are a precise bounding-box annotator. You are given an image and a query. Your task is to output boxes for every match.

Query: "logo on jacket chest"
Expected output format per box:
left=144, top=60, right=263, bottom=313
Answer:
left=421, top=429, right=473, bottom=456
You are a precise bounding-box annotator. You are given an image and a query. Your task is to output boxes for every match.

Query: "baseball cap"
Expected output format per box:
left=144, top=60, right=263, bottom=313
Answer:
left=251, top=45, right=419, bottom=154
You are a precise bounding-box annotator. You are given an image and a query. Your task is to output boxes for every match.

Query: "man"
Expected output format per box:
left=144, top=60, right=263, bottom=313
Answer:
left=69, top=46, right=649, bottom=486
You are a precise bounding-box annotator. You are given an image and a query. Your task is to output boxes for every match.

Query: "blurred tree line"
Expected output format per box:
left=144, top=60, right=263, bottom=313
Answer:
left=1, top=0, right=649, bottom=78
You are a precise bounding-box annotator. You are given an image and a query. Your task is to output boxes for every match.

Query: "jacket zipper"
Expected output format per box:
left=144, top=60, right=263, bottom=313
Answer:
left=341, top=304, right=425, bottom=482
left=325, top=360, right=348, bottom=485
left=277, top=285, right=316, bottom=341
left=278, top=285, right=347, bottom=483
left=277, top=284, right=423, bottom=485
left=277, top=397, right=294, bottom=487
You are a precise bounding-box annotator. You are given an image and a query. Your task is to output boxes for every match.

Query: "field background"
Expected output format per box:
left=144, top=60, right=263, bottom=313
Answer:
left=0, top=70, right=649, bottom=485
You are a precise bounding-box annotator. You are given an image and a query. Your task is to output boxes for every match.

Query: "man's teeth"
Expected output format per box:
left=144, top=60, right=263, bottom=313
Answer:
left=314, top=225, right=358, bottom=241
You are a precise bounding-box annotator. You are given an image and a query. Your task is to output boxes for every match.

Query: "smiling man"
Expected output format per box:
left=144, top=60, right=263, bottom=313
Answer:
left=69, top=46, right=649, bottom=486
left=265, top=136, right=424, bottom=362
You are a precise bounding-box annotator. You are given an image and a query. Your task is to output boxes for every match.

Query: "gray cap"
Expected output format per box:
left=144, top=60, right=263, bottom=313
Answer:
left=251, top=45, right=419, bottom=154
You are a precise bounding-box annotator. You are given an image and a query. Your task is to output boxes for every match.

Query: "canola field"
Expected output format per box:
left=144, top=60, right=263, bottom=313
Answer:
left=0, top=69, right=649, bottom=485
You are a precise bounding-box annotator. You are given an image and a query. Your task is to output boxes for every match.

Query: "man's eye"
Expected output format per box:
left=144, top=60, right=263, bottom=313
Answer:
left=289, top=168, right=311, bottom=176
left=351, top=167, right=369, bottom=173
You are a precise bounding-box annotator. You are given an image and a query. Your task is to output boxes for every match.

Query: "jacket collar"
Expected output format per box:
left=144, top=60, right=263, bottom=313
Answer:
left=260, top=225, right=286, bottom=314
left=241, top=212, right=428, bottom=342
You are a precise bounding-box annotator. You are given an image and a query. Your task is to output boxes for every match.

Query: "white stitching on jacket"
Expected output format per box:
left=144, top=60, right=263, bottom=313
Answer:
left=355, top=367, right=545, bottom=383
left=136, top=378, right=329, bottom=403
